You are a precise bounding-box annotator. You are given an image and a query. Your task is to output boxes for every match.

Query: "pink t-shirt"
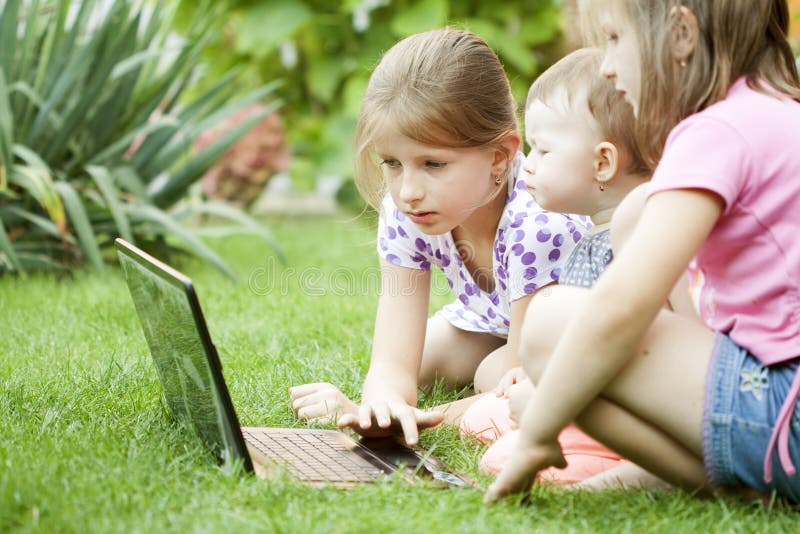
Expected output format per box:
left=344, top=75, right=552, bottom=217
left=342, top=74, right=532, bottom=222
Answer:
left=648, top=78, right=800, bottom=364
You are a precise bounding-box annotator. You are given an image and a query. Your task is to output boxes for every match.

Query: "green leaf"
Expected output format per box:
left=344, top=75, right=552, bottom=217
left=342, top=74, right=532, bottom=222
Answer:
left=172, top=200, right=285, bottom=263
left=112, top=166, right=147, bottom=198
left=139, top=82, right=280, bottom=181
left=8, top=160, right=67, bottom=237
left=495, top=36, right=538, bottom=76
left=0, top=205, right=73, bottom=243
left=89, top=115, right=180, bottom=166
left=390, top=0, right=448, bottom=37
left=235, top=1, right=313, bottom=58
left=0, top=70, right=14, bottom=190
left=0, top=216, right=24, bottom=274
left=307, top=59, right=345, bottom=104
left=12, top=0, right=42, bottom=115
left=85, top=165, right=134, bottom=243
left=0, top=0, right=21, bottom=79
left=519, top=8, right=562, bottom=47
left=319, top=112, right=357, bottom=178
left=149, top=100, right=281, bottom=208
left=54, top=181, right=104, bottom=269
left=460, top=19, right=500, bottom=46
left=342, top=75, right=369, bottom=118
left=124, top=203, right=235, bottom=279
left=42, top=3, right=136, bottom=161
left=17, top=1, right=67, bottom=140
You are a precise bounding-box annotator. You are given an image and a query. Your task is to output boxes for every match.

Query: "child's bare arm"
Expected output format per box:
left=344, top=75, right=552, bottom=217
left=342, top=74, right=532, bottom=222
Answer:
left=338, top=259, right=444, bottom=445
left=486, top=189, right=723, bottom=501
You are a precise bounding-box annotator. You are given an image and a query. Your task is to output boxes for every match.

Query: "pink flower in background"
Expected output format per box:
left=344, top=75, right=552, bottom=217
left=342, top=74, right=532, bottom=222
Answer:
left=196, top=103, right=291, bottom=208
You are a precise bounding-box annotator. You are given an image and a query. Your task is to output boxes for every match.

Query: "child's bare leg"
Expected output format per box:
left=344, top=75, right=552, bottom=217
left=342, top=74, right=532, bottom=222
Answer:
left=572, top=396, right=705, bottom=490
left=519, top=285, right=714, bottom=490
left=573, top=461, right=673, bottom=491
left=419, top=314, right=505, bottom=391
left=292, top=315, right=504, bottom=422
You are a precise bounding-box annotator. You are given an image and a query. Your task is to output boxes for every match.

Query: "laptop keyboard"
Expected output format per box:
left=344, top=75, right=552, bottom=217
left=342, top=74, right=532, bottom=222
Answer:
left=243, top=429, right=386, bottom=483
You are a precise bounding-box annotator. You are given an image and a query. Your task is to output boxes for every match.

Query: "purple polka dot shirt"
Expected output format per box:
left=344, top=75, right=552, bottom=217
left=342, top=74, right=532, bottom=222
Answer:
left=377, top=154, right=591, bottom=338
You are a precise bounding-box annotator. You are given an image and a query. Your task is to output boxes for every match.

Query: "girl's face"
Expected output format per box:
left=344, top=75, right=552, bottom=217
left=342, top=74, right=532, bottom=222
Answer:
left=598, top=9, right=641, bottom=116
left=523, top=96, right=603, bottom=216
left=373, top=131, right=501, bottom=235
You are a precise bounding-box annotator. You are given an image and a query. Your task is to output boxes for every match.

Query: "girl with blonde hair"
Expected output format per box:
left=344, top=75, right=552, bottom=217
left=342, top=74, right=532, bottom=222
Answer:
left=290, top=28, right=587, bottom=445
left=487, top=0, right=800, bottom=503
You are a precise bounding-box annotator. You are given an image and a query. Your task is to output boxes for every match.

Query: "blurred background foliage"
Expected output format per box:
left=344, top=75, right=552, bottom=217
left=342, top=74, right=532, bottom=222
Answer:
left=0, top=0, right=283, bottom=276
left=175, top=0, right=569, bottom=196
left=3, top=0, right=798, bottom=276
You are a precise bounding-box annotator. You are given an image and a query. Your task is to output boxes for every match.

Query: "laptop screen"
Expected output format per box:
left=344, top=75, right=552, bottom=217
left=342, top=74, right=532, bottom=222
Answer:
left=117, top=240, right=250, bottom=468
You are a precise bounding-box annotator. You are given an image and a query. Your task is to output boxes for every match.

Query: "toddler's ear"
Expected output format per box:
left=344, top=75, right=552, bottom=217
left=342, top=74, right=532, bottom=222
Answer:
left=593, top=141, right=619, bottom=187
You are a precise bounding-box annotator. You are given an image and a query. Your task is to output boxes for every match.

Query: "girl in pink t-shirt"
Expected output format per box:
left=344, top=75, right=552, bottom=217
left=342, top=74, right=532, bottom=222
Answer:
left=487, top=1, right=800, bottom=504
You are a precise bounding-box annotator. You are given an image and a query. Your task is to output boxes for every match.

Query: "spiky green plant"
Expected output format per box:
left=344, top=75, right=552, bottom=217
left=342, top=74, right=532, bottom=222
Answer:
left=0, top=0, right=283, bottom=277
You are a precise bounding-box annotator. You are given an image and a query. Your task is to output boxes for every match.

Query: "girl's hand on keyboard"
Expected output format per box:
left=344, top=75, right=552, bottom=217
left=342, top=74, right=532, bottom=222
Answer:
left=289, top=382, right=359, bottom=424
left=337, top=401, right=444, bottom=446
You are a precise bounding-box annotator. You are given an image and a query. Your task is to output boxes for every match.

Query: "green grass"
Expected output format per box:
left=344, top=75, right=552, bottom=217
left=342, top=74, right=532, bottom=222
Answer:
left=0, top=214, right=796, bottom=533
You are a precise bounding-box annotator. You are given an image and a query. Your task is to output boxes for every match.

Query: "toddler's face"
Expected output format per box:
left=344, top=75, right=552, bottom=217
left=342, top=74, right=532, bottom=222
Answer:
left=598, top=9, right=641, bottom=116
left=523, top=97, right=601, bottom=216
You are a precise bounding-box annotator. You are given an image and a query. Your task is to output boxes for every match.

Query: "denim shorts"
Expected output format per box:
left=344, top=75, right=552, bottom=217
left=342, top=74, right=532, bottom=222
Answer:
left=703, top=332, right=800, bottom=502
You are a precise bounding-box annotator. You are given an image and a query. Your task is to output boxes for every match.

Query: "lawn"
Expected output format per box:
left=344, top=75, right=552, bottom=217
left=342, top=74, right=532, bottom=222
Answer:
left=1, top=214, right=795, bottom=533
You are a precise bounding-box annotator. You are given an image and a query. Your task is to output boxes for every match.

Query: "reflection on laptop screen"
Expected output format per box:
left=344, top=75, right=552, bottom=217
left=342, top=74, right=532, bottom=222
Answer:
left=119, top=251, right=238, bottom=459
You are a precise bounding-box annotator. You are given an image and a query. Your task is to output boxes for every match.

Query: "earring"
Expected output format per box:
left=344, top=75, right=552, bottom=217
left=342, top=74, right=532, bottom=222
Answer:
left=596, top=180, right=606, bottom=192
left=494, top=175, right=502, bottom=186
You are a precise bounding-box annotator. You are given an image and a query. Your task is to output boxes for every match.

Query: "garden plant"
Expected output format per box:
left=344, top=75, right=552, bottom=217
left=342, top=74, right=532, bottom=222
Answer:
left=0, top=0, right=282, bottom=277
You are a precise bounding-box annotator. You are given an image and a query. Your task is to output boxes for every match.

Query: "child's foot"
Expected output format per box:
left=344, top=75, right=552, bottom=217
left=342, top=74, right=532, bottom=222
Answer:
left=289, top=382, right=359, bottom=424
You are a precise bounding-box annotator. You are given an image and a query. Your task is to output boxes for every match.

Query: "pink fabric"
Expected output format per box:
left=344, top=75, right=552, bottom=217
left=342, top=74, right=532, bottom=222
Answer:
left=460, top=395, right=624, bottom=483
left=647, top=78, right=800, bottom=484
left=648, top=78, right=800, bottom=365
left=480, top=430, right=625, bottom=483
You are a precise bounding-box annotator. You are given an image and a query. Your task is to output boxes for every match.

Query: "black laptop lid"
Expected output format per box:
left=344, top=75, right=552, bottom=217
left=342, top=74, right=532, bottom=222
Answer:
left=115, top=238, right=253, bottom=471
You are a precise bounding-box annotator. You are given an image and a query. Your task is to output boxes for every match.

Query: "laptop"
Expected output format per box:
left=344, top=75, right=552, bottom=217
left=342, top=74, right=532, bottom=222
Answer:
left=115, top=238, right=468, bottom=488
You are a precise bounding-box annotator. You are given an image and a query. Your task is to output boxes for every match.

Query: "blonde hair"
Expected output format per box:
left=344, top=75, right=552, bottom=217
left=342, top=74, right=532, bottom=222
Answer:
left=354, top=29, right=519, bottom=209
left=580, top=0, right=800, bottom=169
left=526, top=47, right=649, bottom=177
